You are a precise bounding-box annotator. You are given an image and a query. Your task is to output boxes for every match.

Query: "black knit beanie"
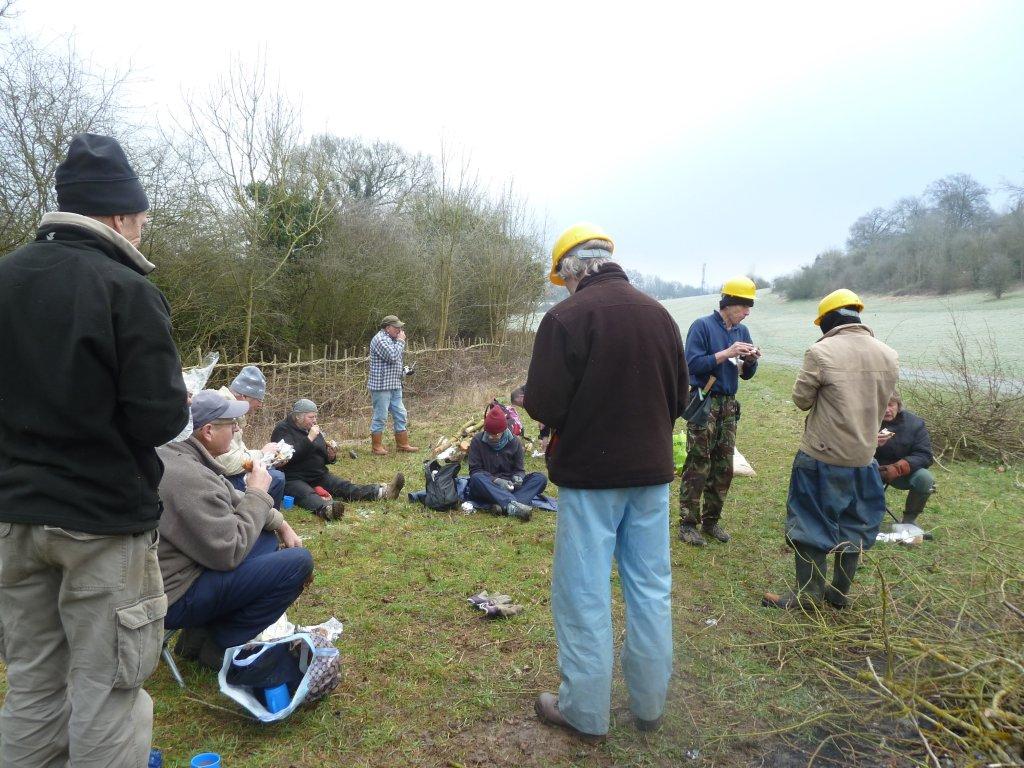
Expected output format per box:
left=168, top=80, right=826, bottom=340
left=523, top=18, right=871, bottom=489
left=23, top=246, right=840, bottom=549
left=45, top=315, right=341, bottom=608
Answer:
left=55, top=134, right=149, bottom=216
left=720, top=295, right=754, bottom=309
left=819, top=308, right=861, bottom=335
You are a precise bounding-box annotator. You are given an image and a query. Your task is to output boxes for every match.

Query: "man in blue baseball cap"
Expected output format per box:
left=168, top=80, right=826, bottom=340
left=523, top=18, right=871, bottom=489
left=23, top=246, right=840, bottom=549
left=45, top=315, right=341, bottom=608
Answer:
left=156, top=391, right=310, bottom=669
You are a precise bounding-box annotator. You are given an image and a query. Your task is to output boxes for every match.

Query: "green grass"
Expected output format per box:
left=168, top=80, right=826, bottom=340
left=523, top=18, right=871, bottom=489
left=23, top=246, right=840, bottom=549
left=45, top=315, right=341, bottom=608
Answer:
left=662, top=286, right=1024, bottom=372
left=3, top=365, right=1022, bottom=766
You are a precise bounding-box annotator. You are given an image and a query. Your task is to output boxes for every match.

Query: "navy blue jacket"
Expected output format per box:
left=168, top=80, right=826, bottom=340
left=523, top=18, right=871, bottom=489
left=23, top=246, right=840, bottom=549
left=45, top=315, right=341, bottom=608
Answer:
left=875, top=408, right=933, bottom=474
left=685, top=311, right=757, bottom=395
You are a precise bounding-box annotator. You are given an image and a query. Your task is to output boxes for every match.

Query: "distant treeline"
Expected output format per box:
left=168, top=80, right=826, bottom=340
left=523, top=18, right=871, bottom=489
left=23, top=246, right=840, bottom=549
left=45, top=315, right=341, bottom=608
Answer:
left=774, top=173, right=1024, bottom=300
left=0, top=38, right=547, bottom=360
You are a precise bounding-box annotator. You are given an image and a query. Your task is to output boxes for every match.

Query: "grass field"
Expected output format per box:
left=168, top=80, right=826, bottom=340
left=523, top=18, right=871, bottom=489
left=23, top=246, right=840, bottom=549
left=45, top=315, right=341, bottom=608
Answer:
left=662, top=286, right=1024, bottom=373
left=18, top=364, right=1005, bottom=766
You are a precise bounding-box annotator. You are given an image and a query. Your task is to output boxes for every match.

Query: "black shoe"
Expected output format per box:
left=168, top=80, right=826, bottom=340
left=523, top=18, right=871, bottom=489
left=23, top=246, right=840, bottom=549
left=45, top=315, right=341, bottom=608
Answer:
left=197, top=637, right=226, bottom=671
left=174, top=627, right=210, bottom=660
left=635, top=715, right=663, bottom=732
left=505, top=500, right=533, bottom=521
left=701, top=523, right=731, bottom=543
left=678, top=524, right=706, bottom=546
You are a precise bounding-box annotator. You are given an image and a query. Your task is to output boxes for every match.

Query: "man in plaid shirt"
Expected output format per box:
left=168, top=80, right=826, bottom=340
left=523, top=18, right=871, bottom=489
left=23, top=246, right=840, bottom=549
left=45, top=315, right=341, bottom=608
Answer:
left=368, top=315, right=420, bottom=454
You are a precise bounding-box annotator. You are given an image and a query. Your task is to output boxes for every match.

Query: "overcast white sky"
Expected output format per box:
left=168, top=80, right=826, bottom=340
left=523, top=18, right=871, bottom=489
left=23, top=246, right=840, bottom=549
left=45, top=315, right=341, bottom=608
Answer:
left=9, top=0, right=1024, bottom=285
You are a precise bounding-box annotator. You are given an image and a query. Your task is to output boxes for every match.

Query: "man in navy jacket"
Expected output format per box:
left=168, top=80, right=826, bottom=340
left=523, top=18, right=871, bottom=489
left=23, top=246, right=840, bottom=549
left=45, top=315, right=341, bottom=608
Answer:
left=678, top=276, right=762, bottom=546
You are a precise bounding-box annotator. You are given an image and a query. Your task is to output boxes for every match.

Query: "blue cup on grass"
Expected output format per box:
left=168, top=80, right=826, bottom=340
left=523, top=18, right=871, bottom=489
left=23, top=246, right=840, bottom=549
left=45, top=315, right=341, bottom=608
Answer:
left=190, top=754, right=221, bottom=768
left=282, top=495, right=294, bottom=509
left=263, top=682, right=291, bottom=713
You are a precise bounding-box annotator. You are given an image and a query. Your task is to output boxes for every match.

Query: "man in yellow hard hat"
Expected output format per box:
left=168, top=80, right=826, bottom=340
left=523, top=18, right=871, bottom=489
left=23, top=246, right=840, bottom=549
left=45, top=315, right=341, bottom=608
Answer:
left=763, top=289, right=898, bottom=610
left=677, top=276, right=762, bottom=547
left=525, top=222, right=689, bottom=741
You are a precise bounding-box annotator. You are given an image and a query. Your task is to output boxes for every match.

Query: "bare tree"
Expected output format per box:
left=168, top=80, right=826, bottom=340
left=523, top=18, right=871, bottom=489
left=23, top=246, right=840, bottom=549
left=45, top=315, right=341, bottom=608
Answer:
left=173, top=56, right=332, bottom=360
left=925, top=173, right=993, bottom=231
left=0, top=36, right=128, bottom=251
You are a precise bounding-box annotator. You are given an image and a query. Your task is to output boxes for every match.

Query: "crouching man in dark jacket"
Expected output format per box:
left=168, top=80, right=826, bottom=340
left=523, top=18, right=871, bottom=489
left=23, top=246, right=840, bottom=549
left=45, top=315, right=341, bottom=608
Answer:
left=466, top=403, right=547, bottom=521
left=876, top=392, right=935, bottom=525
left=158, top=391, right=311, bottom=669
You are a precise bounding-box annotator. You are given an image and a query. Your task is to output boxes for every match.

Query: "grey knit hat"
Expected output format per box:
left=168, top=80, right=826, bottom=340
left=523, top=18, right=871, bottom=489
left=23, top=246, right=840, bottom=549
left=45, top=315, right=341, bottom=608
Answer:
left=292, top=398, right=318, bottom=414
left=231, top=365, right=266, bottom=401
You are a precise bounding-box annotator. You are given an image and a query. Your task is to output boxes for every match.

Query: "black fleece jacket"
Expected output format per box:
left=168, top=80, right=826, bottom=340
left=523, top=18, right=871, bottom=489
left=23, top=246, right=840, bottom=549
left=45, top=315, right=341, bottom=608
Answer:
left=271, top=418, right=334, bottom=484
left=525, top=263, right=689, bottom=489
left=0, top=217, right=188, bottom=534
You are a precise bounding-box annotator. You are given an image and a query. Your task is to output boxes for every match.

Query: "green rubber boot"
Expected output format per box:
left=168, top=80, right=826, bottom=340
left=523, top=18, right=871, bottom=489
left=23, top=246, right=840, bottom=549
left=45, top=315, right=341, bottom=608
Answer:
left=901, top=490, right=929, bottom=526
left=825, top=550, right=861, bottom=609
left=762, top=543, right=827, bottom=610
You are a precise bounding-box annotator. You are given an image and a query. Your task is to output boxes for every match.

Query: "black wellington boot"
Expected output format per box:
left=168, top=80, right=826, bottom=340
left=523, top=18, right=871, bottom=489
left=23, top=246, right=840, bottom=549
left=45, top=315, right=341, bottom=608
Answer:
left=901, top=490, right=929, bottom=526
left=825, top=550, right=861, bottom=609
left=763, top=543, right=827, bottom=610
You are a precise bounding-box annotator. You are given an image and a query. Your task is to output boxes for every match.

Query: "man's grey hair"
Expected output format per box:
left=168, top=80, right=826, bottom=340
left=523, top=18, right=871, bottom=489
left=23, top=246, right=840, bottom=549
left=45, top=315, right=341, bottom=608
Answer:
left=290, top=411, right=309, bottom=426
left=557, top=239, right=615, bottom=282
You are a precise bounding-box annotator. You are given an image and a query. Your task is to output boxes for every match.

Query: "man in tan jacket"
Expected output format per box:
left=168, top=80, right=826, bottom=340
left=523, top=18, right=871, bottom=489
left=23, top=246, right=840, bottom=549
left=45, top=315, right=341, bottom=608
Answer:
left=763, top=289, right=898, bottom=610
left=158, top=391, right=310, bottom=668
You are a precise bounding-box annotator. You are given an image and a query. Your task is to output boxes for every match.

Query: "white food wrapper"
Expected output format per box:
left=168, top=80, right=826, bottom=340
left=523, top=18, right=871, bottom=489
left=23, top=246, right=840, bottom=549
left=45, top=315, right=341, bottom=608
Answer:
left=168, top=352, right=219, bottom=444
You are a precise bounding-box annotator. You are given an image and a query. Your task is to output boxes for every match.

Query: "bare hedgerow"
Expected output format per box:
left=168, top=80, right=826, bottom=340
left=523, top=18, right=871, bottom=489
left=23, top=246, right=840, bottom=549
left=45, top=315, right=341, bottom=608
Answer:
left=903, top=312, right=1024, bottom=464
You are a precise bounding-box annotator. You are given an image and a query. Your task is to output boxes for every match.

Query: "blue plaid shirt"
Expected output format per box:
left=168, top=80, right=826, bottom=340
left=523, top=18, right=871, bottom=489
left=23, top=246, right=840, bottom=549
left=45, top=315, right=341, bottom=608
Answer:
left=368, top=329, right=406, bottom=391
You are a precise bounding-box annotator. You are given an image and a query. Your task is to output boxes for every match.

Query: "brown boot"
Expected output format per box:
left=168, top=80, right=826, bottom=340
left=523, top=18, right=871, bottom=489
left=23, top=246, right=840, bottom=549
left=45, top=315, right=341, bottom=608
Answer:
left=371, top=432, right=388, bottom=456
left=395, top=430, right=420, bottom=453
left=534, top=693, right=606, bottom=743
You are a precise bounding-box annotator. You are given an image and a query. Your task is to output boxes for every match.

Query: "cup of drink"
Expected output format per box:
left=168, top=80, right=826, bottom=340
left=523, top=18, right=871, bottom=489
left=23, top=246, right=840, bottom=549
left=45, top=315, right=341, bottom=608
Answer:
left=282, top=495, right=294, bottom=509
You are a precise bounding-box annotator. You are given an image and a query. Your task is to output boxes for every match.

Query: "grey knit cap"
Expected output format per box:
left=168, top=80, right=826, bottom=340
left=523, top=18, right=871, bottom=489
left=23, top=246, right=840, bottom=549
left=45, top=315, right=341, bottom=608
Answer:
left=292, top=398, right=318, bottom=414
left=231, top=365, right=266, bottom=401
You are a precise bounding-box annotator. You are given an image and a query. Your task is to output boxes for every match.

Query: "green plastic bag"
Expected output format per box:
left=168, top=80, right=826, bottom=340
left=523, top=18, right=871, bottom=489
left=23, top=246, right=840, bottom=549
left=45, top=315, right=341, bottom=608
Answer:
left=673, top=432, right=687, bottom=473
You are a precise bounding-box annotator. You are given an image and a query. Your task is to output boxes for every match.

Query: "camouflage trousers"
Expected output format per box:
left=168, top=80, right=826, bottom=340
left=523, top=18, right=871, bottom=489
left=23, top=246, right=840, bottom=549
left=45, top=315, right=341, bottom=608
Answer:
left=679, top=395, right=738, bottom=527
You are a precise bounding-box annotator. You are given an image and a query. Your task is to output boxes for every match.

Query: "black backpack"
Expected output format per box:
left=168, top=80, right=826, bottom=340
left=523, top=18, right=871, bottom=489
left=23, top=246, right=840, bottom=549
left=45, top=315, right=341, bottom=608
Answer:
left=423, top=459, right=461, bottom=510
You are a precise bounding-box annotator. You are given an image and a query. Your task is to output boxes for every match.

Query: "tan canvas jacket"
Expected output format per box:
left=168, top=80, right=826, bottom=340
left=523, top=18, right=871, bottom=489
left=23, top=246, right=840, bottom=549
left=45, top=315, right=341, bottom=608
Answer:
left=792, top=323, right=899, bottom=467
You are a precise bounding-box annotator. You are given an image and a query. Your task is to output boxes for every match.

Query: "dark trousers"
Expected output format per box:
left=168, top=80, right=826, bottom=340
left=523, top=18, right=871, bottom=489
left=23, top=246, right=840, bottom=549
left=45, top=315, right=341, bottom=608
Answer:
left=165, top=532, right=314, bottom=648
left=228, top=467, right=286, bottom=509
left=285, top=472, right=379, bottom=514
left=467, top=471, right=547, bottom=508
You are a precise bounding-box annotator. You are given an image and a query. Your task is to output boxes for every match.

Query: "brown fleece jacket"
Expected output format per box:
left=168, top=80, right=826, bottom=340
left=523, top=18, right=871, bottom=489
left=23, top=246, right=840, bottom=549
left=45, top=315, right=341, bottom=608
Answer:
left=156, top=437, right=283, bottom=605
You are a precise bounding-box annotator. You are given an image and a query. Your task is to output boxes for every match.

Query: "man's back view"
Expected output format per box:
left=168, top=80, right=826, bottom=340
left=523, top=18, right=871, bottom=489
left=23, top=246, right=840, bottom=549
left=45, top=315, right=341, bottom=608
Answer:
left=0, top=134, right=188, bottom=767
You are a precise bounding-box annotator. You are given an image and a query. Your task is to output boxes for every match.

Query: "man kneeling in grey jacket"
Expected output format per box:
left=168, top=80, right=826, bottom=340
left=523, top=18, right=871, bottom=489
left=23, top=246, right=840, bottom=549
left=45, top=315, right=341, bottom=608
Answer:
left=158, top=391, right=312, bottom=668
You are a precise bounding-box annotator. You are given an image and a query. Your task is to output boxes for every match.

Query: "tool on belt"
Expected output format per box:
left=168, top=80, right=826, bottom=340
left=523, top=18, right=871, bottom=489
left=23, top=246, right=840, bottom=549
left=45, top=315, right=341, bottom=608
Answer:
left=682, top=375, right=717, bottom=428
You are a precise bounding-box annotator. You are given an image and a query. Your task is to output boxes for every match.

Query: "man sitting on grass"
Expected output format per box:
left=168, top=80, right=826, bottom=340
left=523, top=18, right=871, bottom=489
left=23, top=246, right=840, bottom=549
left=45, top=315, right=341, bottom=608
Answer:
left=158, top=391, right=311, bottom=669
left=272, top=398, right=404, bottom=520
left=466, top=403, right=547, bottom=521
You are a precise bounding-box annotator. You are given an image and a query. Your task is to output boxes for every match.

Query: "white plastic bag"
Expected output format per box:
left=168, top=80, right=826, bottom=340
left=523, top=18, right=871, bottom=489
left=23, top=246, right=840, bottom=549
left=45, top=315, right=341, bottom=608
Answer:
left=169, top=352, right=219, bottom=443
left=218, top=632, right=340, bottom=723
left=733, top=448, right=756, bottom=477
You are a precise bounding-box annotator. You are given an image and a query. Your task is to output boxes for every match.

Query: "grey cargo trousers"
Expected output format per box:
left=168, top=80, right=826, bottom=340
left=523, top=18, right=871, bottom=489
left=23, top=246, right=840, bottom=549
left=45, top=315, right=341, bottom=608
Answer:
left=0, top=522, right=166, bottom=768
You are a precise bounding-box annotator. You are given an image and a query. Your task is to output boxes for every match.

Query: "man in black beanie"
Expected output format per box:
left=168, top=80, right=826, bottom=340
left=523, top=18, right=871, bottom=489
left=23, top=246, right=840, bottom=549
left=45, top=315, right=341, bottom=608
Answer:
left=0, top=134, right=188, bottom=767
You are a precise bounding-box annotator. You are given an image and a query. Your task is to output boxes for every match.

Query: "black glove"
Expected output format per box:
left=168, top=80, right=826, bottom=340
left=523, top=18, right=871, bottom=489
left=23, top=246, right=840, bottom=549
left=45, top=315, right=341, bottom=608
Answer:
left=511, top=474, right=525, bottom=490
left=492, top=477, right=515, bottom=492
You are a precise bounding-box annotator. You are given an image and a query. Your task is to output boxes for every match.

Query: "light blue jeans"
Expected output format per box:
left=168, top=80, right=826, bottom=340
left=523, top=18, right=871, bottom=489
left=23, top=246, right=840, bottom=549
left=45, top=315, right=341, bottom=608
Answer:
left=369, top=388, right=408, bottom=434
left=552, top=484, right=673, bottom=735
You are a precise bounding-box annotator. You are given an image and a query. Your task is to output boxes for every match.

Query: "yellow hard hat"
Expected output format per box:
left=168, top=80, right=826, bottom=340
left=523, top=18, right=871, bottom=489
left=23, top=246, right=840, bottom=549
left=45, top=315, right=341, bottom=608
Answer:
left=549, top=223, right=614, bottom=286
left=814, top=288, right=864, bottom=326
left=721, top=275, right=757, bottom=302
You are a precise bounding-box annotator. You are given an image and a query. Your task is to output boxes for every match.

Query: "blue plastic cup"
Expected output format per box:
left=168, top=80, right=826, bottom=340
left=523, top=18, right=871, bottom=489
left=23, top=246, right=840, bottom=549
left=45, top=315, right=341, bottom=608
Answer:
left=263, top=682, right=291, bottom=713
left=190, top=754, right=221, bottom=768
left=282, top=495, right=294, bottom=509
